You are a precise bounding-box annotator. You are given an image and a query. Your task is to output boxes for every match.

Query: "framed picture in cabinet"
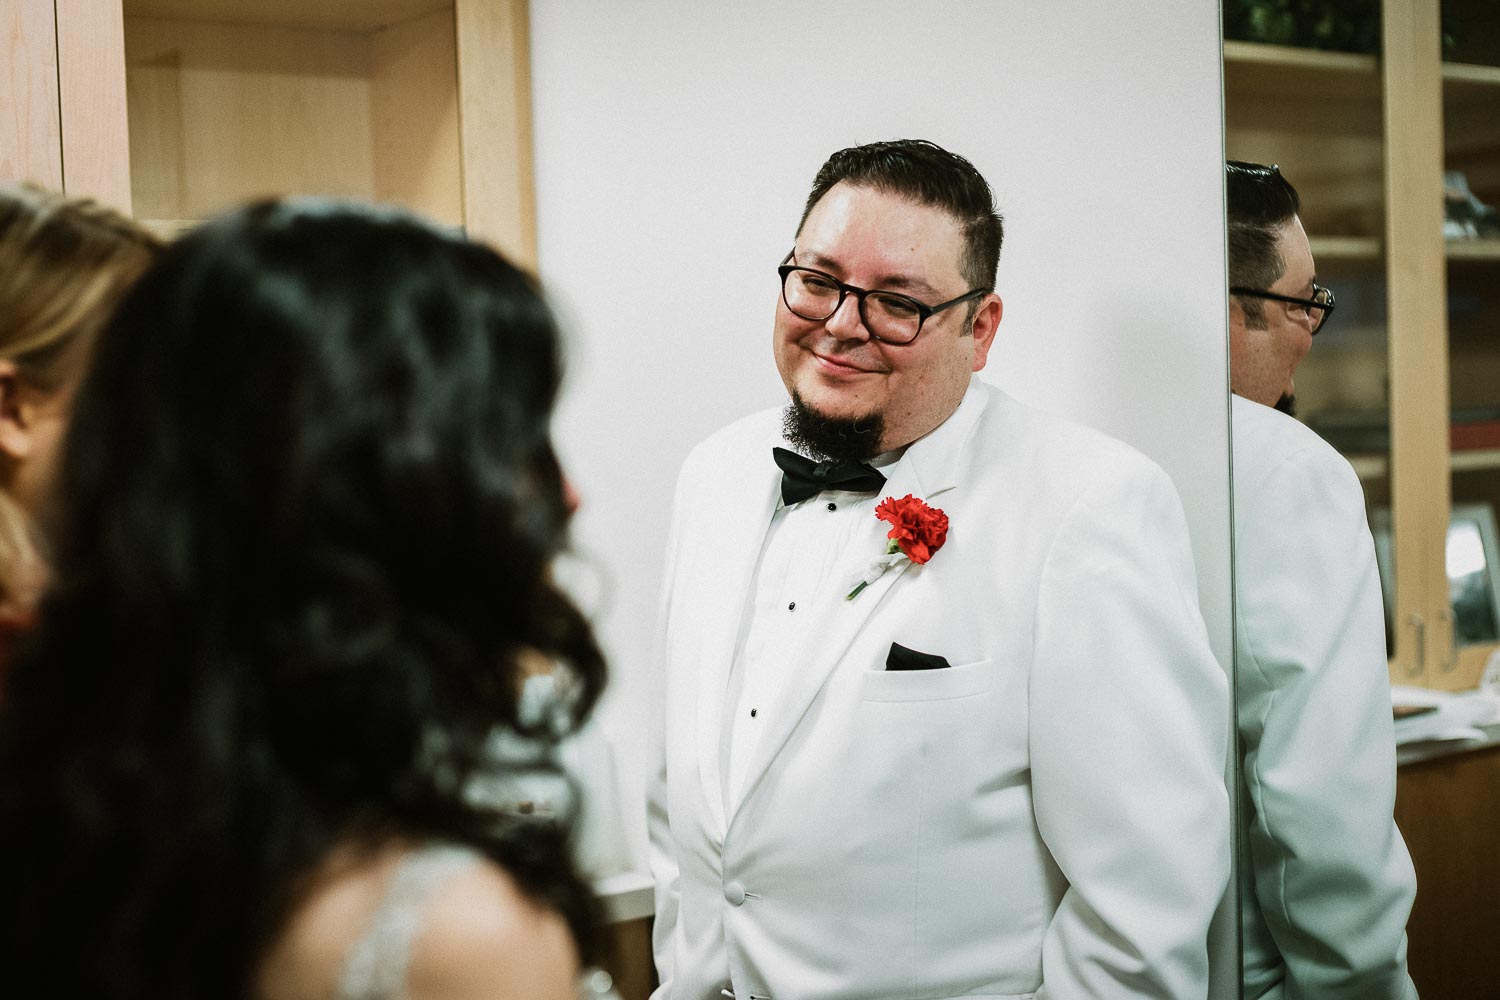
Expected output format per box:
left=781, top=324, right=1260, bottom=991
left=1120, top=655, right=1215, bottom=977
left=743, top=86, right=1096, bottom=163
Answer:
left=1372, top=503, right=1500, bottom=651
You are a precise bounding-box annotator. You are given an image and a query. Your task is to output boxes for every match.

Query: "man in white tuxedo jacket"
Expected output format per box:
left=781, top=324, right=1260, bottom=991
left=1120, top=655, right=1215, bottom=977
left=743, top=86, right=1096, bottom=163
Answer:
left=648, top=139, right=1230, bottom=999
left=1225, top=161, right=1417, bottom=999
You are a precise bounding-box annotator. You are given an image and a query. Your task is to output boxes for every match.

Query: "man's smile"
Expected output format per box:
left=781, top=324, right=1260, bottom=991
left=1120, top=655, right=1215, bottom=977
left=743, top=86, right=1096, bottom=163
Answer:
left=810, top=348, right=885, bottom=377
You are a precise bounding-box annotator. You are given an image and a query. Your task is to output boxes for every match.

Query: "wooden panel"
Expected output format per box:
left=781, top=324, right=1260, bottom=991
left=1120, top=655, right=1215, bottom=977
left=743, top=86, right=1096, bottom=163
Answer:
left=123, top=0, right=449, bottom=33
left=598, top=916, right=656, bottom=1000
left=371, top=6, right=462, bottom=226
left=124, top=16, right=376, bottom=221
left=0, top=0, right=63, bottom=188
left=1395, top=744, right=1500, bottom=999
left=454, top=0, right=535, bottom=268
left=55, top=0, right=132, bottom=211
left=1383, top=0, right=1454, bottom=686
left=124, top=30, right=183, bottom=222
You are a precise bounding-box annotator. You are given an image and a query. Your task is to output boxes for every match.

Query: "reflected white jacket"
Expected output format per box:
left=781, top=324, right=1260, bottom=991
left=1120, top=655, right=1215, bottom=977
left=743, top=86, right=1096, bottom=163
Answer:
left=648, top=383, right=1230, bottom=1000
left=1233, top=395, right=1418, bottom=1000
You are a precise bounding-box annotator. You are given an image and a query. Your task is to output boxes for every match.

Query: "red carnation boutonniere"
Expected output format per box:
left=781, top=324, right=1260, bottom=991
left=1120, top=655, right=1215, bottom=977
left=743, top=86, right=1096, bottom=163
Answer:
left=845, top=494, right=949, bottom=600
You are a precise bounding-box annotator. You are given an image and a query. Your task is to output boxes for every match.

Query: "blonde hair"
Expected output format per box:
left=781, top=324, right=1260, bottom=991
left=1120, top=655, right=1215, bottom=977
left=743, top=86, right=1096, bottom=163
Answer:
left=0, top=184, right=160, bottom=615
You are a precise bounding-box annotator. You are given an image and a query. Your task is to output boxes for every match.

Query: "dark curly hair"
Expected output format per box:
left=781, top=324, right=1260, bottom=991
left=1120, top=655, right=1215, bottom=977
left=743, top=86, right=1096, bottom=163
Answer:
left=0, top=199, right=607, bottom=997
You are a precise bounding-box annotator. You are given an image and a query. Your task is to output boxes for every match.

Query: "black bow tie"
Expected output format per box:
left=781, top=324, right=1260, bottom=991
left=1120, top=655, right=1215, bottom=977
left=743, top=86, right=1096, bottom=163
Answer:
left=772, top=447, right=886, bottom=505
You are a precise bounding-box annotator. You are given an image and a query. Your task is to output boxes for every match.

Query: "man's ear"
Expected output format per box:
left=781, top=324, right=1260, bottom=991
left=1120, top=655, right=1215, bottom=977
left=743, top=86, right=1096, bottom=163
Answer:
left=970, top=293, right=1003, bottom=373
left=0, top=360, right=35, bottom=461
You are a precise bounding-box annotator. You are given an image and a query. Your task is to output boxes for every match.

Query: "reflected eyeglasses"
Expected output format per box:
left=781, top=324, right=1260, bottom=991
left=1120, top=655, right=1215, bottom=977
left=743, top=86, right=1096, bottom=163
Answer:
left=1230, top=284, right=1336, bottom=335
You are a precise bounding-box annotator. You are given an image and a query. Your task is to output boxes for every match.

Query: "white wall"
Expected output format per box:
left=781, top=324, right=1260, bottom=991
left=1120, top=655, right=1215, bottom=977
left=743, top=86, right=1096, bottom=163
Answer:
left=532, top=0, right=1231, bottom=987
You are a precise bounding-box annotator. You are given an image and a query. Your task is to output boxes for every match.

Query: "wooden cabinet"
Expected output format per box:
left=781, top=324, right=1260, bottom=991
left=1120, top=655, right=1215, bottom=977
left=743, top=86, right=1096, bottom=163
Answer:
left=120, top=0, right=536, bottom=265
left=1, top=0, right=132, bottom=209
left=4, top=0, right=536, bottom=266
left=1395, top=742, right=1500, bottom=999
left=1224, top=0, right=1500, bottom=690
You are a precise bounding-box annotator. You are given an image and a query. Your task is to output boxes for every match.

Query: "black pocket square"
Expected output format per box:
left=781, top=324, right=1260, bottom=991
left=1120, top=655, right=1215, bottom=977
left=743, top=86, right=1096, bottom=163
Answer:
left=885, top=642, right=952, bottom=671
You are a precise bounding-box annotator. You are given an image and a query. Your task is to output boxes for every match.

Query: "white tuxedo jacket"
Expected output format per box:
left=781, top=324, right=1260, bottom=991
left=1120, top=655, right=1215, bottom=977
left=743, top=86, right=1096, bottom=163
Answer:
left=649, top=383, right=1230, bottom=1000
left=1232, top=396, right=1417, bottom=1000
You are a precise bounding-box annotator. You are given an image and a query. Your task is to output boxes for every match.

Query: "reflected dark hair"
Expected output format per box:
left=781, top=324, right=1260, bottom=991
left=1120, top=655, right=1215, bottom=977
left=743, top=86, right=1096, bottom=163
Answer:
left=0, top=199, right=606, bottom=997
left=1226, top=160, right=1301, bottom=327
left=798, top=139, right=1004, bottom=294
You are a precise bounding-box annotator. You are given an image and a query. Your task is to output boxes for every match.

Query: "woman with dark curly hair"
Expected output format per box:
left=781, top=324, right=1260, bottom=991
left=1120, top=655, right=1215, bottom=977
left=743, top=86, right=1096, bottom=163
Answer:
left=0, top=200, right=608, bottom=999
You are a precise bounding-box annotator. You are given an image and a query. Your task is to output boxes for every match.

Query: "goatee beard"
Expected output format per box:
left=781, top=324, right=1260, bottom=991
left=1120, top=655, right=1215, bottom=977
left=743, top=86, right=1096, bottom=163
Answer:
left=1274, top=392, right=1297, bottom=417
left=782, top=391, right=884, bottom=461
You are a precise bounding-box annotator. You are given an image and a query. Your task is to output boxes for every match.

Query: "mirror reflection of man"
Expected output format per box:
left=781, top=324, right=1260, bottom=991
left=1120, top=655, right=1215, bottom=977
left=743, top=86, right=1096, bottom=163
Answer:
left=1226, top=160, right=1418, bottom=999
left=647, top=139, right=1230, bottom=999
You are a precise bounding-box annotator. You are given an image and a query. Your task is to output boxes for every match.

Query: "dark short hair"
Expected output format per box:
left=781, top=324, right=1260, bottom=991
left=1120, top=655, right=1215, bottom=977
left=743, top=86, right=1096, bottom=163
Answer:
left=0, top=199, right=606, bottom=995
left=1226, top=160, right=1301, bottom=328
left=797, top=139, right=1004, bottom=294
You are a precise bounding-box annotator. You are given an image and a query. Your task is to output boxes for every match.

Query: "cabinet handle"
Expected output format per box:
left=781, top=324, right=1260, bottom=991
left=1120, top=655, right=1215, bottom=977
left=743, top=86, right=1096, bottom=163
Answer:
left=1439, top=608, right=1458, bottom=674
left=1406, top=613, right=1425, bottom=677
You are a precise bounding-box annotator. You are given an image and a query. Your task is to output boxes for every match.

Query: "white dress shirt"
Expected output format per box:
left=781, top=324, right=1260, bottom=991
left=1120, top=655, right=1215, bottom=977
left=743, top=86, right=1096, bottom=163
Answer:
left=721, top=448, right=905, bottom=806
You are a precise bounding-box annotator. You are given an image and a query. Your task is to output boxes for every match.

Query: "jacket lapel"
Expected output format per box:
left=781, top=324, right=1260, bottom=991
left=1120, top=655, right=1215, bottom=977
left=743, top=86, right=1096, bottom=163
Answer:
left=693, top=449, right=781, bottom=836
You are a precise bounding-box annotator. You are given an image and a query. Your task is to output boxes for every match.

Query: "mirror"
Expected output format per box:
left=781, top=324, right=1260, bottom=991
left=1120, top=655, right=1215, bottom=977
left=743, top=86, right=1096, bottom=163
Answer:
left=1225, top=2, right=1500, bottom=996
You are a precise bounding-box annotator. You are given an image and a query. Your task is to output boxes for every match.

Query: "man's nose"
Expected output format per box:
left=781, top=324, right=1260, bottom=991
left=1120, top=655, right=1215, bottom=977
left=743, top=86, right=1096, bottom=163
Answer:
left=824, top=292, right=871, bottom=341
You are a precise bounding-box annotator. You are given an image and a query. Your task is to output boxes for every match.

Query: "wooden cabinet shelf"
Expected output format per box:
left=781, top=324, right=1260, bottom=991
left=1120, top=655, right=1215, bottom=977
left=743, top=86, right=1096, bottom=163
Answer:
left=1442, top=59, right=1500, bottom=88
left=1308, top=237, right=1500, bottom=262
left=118, top=0, right=536, bottom=266
left=1309, top=235, right=1383, bottom=261
left=1222, top=39, right=1378, bottom=94
left=1224, top=42, right=1500, bottom=95
left=122, top=4, right=463, bottom=230
left=1445, top=239, right=1500, bottom=260
left=123, top=0, right=451, bottom=33
left=1344, top=450, right=1500, bottom=482
left=1452, top=448, right=1500, bottom=473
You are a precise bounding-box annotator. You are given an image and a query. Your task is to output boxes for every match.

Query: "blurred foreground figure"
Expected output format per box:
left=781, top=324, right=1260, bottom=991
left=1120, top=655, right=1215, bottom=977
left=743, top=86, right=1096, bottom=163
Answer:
left=0, top=200, right=607, bottom=1000
left=0, top=184, right=158, bottom=649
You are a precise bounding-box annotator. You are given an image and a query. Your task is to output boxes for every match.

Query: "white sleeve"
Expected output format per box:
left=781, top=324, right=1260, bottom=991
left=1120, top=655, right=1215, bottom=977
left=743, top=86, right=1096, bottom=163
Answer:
left=1031, top=463, right=1231, bottom=999
left=1235, top=438, right=1417, bottom=999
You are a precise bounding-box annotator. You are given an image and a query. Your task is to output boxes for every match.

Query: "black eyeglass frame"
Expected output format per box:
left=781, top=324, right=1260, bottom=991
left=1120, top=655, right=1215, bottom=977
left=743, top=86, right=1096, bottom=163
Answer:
left=777, top=250, right=988, bottom=345
left=1229, top=284, right=1336, bottom=334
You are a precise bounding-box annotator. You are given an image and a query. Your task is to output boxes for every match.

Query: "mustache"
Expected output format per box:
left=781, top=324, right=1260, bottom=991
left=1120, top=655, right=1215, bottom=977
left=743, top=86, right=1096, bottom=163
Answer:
left=811, top=343, right=890, bottom=374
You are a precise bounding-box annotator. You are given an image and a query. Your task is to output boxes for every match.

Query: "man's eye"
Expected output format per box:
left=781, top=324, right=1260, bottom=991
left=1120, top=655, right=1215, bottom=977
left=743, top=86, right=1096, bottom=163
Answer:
left=871, top=293, right=920, bottom=318
left=799, top=274, right=840, bottom=294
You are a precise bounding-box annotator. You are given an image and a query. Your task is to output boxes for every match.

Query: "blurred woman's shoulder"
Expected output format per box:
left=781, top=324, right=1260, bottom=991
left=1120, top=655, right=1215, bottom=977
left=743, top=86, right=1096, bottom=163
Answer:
left=258, top=839, right=579, bottom=1000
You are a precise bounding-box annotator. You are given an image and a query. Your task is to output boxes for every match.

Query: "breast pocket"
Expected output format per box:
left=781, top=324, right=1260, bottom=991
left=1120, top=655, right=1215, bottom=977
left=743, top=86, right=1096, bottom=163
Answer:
left=859, top=656, right=994, bottom=702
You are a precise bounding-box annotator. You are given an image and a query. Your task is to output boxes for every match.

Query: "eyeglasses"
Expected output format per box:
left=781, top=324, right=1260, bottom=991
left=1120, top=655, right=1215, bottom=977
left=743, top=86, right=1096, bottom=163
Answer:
left=1230, top=283, right=1336, bottom=335
left=777, top=250, right=987, bottom=345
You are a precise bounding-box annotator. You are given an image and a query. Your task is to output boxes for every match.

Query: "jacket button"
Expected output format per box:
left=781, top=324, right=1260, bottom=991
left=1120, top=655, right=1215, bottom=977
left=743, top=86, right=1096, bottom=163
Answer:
left=723, top=881, right=747, bottom=905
